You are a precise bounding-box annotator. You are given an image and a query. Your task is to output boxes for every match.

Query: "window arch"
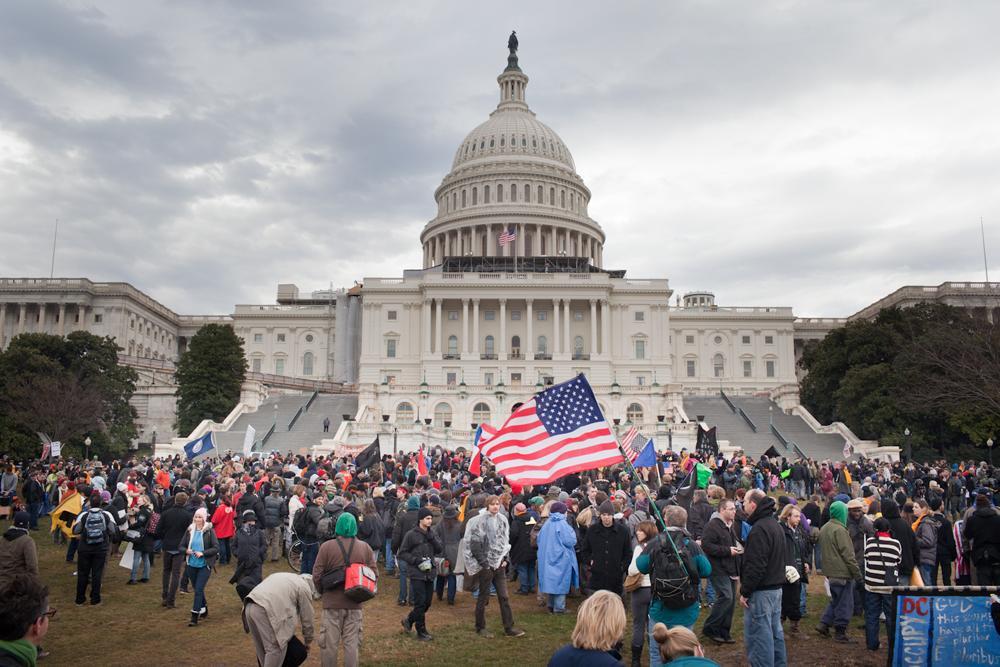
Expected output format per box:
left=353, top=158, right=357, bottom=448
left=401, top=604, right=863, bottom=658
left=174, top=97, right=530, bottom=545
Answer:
left=511, top=335, right=521, bottom=351
left=472, top=187, right=478, bottom=205
left=484, top=185, right=490, bottom=203
left=434, top=402, right=452, bottom=427
left=549, top=187, right=555, bottom=205
left=574, top=335, right=584, bottom=357
left=396, top=402, right=415, bottom=424
left=497, top=184, right=504, bottom=203
left=447, top=335, right=458, bottom=356
left=524, top=184, right=530, bottom=202
left=537, top=185, right=543, bottom=203
left=461, top=189, right=467, bottom=207
left=302, top=351, right=314, bottom=376
left=713, top=353, right=725, bottom=378
left=472, top=402, right=491, bottom=425
left=510, top=183, right=517, bottom=202
left=484, top=335, right=495, bottom=356
left=537, top=335, right=548, bottom=354
left=626, top=402, right=644, bottom=424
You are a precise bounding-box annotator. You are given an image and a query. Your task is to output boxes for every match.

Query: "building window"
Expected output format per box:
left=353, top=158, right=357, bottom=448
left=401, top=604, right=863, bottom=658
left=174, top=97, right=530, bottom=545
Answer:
left=254, top=333, right=263, bottom=343
left=511, top=310, right=521, bottom=320
left=446, top=372, right=457, bottom=387
left=524, top=184, right=530, bottom=201
left=634, top=311, right=645, bottom=321
left=511, top=372, right=522, bottom=385
left=277, top=333, right=286, bottom=343
left=743, top=360, right=753, bottom=377
left=765, top=335, right=774, bottom=344
left=387, top=311, right=397, bottom=321
left=252, top=358, right=262, bottom=372
left=766, top=360, right=776, bottom=377
left=302, top=351, right=314, bottom=376
left=626, top=403, right=643, bottom=423
left=742, top=335, right=751, bottom=345
left=685, top=335, right=694, bottom=344
left=538, top=185, right=543, bottom=202
left=396, top=402, right=414, bottom=423
left=94, top=314, right=103, bottom=324
left=447, top=335, right=458, bottom=355
left=484, top=372, right=494, bottom=386
left=462, top=190, right=467, bottom=207
left=434, top=403, right=452, bottom=427
left=636, top=375, right=646, bottom=386
left=448, top=311, right=459, bottom=320
left=574, top=336, right=584, bottom=357
left=537, top=311, right=547, bottom=321
left=686, top=360, right=696, bottom=377
left=634, top=340, right=645, bottom=359
left=713, top=353, right=724, bottom=378
left=573, top=311, right=584, bottom=321
left=275, top=358, right=285, bottom=375
left=511, top=335, right=521, bottom=353
left=714, top=335, right=723, bottom=345
left=472, top=402, right=491, bottom=425
left=484, top=335, right=495, bottom=356
left=498, top=184, right=504, bottom=202
left=386, top=339, right=397, bottom=358
left=537, top=336, right=548, bottom=354
left=472, top=187, right=478, bottom=205
left=484, top=310, right=495, bottom=320
left=484, top=185, right=491, bottom=203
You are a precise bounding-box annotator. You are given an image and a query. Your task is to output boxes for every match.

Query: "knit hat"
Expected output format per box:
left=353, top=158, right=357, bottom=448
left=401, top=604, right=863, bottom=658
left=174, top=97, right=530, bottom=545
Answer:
left=12, top=511, right=29, bottom=529
left=550, top=501, right=567, bottom=515
left=417, top=507, right=433, bottom=521
left=407, top=495, right=421, bottom=510
left=242, top=509, right=257, bottom=522
left=100, top=490, right=111, bottom=503
left=529, top=496, right=544, bottom=506
left=597, top=500, right=615, bottom=516
left=117, top=482, right=127, bottom=493
left=546, top=486, right=561, bottom=498
left=443, top=505, right=459, bottom=519
left=514, top=502, right=527, bottom=515
left=335, top=512, right=358, bottom=538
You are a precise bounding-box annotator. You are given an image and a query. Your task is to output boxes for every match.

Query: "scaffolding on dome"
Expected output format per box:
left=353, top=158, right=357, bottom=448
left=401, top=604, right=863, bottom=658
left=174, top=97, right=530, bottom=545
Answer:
left=440, top=256, right=625, bottom=277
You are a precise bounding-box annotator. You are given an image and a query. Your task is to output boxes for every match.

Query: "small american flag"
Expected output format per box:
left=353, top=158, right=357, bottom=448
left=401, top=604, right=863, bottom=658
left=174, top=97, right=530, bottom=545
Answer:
left=498, top=226, right=517, bottom=247
left=622, top=427, right=648, bottom=464
left=479, top=374, right=621, bottom=484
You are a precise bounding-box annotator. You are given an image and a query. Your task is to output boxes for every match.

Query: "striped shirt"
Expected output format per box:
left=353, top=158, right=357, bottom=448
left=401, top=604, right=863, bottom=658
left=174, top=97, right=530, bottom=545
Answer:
left=863, top=534, right=902, bottom=590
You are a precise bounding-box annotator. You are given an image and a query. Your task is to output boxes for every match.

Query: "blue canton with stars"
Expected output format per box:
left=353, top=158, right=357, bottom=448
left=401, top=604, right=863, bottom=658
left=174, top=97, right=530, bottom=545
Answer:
left=534, top=375, right=604, bottom=436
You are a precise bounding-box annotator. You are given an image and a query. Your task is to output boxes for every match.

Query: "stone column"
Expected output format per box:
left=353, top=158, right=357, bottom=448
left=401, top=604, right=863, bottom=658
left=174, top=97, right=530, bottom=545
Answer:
left=602, top=300, right=611, bottom=357
left=550, top=226, right=558, bottom=256
left=552, top=298, right=560, bottom=354
left=532, top=226, right=541, bottom=257
left=499, top=299, right=507, bottom=359
left=17, top=303, right=26, bottom=334
left=563, top=299, right=571, bottom=354
left=473, top=299, right=480, bottom=354
left=517, top=223, right=526, bottom=259
left=435, top=298, right=443, bottom=355
left=422, top=300, right=431, bottom=354
left=590, top=299, right=597, bottom=356
left=526, top=299, right=534, bottom=359
left=462, top=298, right=469, bottom=354
left=487, top=224, right=496, bottom=256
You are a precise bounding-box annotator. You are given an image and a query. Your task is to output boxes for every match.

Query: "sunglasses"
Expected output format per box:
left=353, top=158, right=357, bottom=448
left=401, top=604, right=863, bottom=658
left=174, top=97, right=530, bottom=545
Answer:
left=40, top=608, right=57, bottom=621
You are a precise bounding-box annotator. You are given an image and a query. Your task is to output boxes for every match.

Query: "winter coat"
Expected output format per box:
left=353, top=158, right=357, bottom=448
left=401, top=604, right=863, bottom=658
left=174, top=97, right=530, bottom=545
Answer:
left=131, top=505, right=157, bottom=553
left=234, top=525, right=267, bottom=566
left=963, top=505, right=1000, bottom=566
left=686, top=499, right=714, bottom=540
left=935, top=513, right=957, bottom=562
left=847, top=514, right=875, bottom=567
left=397, top=526, right=443, bottom=581
left=179, top=524, right=220, bottom=569
left=236, top=492, right=265, bottom=527
left=782, top=522, right=808, bottom=581
left=537, top=512, right=579, bottom=595
left=210, top=503, right=236, bottom=540
left=155, top=504, right=193, bottom=553
left=508, top=513, right=537, bottom=565
left=0, top=528, right=38, bottom=575
left=701, top=514, right=741, bottom=578
left=313, top=536, right=376, bottom=610
left=357, top=513, right=385, bottom=553
left=434, top=519, right=464, bottom=571
left=262, top=494, right=286, bottom=529
left=913, top=514, right=939, bottom=567
left=882, top=499, right=917, bottom=576
left=740, top=497, right=787, bottom=596
left=244, top=572, right=315, bottom=647
left=818, top=502, right=860, bottom=581
left=582, top=519, right=632, bottom=592
left=391, top=507, right=420, bottom=553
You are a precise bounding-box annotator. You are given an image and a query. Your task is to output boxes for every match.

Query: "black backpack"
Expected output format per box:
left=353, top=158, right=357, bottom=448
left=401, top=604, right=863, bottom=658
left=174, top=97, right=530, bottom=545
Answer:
left=292, top=507, right=310, bottom=538
left=650, top=531, right=699, bottom=609
left=83, top=510, right=109, bottom=545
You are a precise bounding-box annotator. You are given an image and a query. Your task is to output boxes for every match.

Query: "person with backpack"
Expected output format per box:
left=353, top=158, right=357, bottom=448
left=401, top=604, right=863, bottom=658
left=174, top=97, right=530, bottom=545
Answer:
left=295, top=493, right=325, bottom=575
left=71, top=490, right=117, bottom=606
left=391, top=495, right=421, bottom=606
left=737, top=489, right=787, bottom=667
left=636, top=505, right=711, bottom=667
left=312, top=512, right=376, bottom=667
left=263, top=485, right=287, bottom=562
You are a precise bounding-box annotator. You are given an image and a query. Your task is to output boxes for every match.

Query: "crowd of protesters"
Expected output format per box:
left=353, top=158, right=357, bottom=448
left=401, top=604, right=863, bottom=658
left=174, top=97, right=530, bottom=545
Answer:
left=0, top=443, right=998, bottom=667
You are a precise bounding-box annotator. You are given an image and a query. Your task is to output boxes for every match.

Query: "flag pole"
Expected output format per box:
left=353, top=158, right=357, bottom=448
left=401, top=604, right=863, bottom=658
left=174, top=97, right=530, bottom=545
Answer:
left=616, top=438, right=666, bottom=531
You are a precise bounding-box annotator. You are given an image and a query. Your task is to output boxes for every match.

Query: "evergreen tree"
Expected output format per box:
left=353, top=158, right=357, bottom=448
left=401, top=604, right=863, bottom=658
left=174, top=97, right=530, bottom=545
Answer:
left=174, top=324, right=247, bottom=436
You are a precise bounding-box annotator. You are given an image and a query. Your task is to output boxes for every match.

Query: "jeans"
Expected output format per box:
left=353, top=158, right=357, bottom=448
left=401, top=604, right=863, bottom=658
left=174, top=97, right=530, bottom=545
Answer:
left=162, top=551, right=184, bottom=604
left=516, top=562, right=536, bottom=593
left=66, top=538, right=79, bottom=563
left=919, top=563, right=934, bottom=586
left=800, top=580, right=808, bottom=617
left=648, top=613, right=695, bottom=667
left=130, top=549, right=151, bottom=581
left=406, top=578, right=434, bottom=633
left=186, top=564, right=211, bottom=614
left=28, top=502, right=41, bottom=529
left=397, top=560, right=410, bottom=603
left=435, top=573, right=457, bottom=602
left=703, top=577, right=716, bottom=605
left=864, top=590, right=895, bottom=651
left=702, top=573, right=736, bottom=640
left=300, top=541, right=318, bottom=575
left=548, top=593, right=566, bottom=612
left=474, top=566, right=515, bottom=632
left=744, top=588, right=787, bottom=667
left=218, top=536, right=231, bottom=565
left=821, top=579, right=855, bottom=630
left=76, top=550, right=107, bottom=604
left=385, top=539, right=396, bottom=572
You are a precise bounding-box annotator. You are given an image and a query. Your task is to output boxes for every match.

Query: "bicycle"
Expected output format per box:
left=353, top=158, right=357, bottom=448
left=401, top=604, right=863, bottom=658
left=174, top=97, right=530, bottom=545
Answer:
left=287, top=530, right=303, bottom=572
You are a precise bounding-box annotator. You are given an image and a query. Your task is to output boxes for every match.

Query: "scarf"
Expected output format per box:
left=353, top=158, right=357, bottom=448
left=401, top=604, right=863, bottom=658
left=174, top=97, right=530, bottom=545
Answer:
left=0, top=639, right=37, bottom=667
left=911, top=515, right=924, bottom=533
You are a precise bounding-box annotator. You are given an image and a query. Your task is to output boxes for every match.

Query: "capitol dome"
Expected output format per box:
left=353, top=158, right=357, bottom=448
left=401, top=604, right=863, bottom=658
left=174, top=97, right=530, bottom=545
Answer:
left=420, top=39, right=605, bottom=269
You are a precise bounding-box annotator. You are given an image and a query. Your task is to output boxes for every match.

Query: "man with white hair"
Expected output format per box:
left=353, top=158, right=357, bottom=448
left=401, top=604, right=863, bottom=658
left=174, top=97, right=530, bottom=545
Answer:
left=243, top=572, right=317, bottom=667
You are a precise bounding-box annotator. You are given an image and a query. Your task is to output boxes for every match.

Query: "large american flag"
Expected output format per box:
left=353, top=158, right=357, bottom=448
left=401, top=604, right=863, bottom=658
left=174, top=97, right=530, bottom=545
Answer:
left=621, top=427, right=648, bottom=464
left=479, top=374, right=622, bottom=484
left=498, top=226, right=517, bottom=247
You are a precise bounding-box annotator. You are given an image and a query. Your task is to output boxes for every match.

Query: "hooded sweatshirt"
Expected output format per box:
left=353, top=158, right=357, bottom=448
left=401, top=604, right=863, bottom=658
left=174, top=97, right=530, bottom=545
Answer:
left=0, top=527, right=38, bottom=575
left=818, top=501, right=860, bottom=581
left=740, top=497, right=786, bottom=596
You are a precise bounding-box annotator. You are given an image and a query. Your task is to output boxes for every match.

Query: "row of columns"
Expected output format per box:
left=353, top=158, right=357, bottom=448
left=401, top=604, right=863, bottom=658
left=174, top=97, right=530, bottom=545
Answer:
left=0, top=302, right=82, bottom=346
left=420, top=297, right=612, bottom=358
left=424, top=223, right=604, bottom=267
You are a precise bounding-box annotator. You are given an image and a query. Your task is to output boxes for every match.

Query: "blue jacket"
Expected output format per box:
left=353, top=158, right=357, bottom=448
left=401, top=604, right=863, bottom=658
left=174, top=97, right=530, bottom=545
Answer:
left=537, top=513, right=578, bottom=595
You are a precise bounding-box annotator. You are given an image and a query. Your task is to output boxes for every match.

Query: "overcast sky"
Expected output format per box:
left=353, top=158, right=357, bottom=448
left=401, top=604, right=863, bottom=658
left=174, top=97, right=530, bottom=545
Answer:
left=2, top=1, right=998, bottom=317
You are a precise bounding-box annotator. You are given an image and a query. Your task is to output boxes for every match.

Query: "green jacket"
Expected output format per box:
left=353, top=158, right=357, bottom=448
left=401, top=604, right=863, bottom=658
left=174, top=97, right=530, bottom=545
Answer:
left=819, top=501, right=860, bottom=581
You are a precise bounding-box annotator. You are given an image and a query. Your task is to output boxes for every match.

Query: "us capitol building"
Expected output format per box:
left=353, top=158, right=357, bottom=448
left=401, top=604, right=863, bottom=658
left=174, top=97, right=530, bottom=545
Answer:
left=3, top=37, right=996, bottom=460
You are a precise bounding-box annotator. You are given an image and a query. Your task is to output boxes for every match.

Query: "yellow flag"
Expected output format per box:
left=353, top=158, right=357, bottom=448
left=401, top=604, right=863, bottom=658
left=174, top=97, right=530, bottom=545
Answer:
left=51, top=491, right=82, bottom=538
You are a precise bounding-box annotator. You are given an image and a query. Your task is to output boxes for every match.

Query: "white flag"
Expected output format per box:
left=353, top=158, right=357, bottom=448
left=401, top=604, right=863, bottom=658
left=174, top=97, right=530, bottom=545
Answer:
left=243, top=425, right=256, bottom=458
left=50, top=441, right=62, bottom=457
left=842, top=441, right=853, bottom=459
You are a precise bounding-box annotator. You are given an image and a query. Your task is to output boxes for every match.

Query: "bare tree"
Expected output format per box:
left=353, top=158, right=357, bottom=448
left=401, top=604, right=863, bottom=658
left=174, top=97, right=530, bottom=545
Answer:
left=5, top=372, right=104, bottom=444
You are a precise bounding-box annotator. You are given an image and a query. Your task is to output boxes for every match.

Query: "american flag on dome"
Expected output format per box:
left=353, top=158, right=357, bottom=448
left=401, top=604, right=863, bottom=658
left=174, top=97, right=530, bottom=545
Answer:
left=498, top=226, right=517, bottom=247
left=478, top=374, right=621, bottom=484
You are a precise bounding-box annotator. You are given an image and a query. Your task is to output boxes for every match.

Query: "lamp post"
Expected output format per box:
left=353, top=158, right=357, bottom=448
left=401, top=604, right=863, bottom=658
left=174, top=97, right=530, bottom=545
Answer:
left=904, top=427, right=911, bottom=463
left=988, top=438, right=994, bottom=466
left=84, top=436, right=92, bottom=461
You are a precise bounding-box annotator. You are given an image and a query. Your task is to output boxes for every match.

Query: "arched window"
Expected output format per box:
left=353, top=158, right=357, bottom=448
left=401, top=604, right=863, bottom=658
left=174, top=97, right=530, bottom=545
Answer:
left=550, top=187, right=555, bottom=205
left=484, top=185, right=490, bottom=203
left=561, top=190, right=566, bottom=208
left=500, top=135, right=505, bottom=147
left=510, top=183, right=517, bottom=202
left=448, top=335, right=458, bottom=356
left=511, top=335, right=521, bottom=352
left=524, top=184, right=530, bottom=202
left=537, top=335, right=548, bottom=354
left=626, top=403, right=644, bottom=424
left=574, top=335, right=584, bottom=357
left=396, top=402, right=415, bottom=424
left=713, top=353, right=725, bottom=378
left=302, top=351, right=314, bottom=376
left=484, top=335, right=495, bottom=356
left=497, top=184, right=504, bottom=203
left=472, top=402, right=491, bottom=425
left=462, top=190, right=467, bottom=207
left=472, top=187, right=478, bottom=205
left=434, top=402, right=452, bottom=427
left=537, top=185, right=543, bottom=203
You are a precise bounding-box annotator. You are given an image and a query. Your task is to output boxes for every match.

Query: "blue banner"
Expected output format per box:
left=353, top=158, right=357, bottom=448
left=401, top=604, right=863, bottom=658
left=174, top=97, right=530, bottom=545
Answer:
left=893, top=592, right=1000, bottom=666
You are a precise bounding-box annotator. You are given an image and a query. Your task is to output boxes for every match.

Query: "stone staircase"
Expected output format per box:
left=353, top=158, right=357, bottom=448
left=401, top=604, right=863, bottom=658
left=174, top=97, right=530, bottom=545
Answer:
left=731, top=397, right=849, bottom=461
left=682, top=396, right=785, bottom=458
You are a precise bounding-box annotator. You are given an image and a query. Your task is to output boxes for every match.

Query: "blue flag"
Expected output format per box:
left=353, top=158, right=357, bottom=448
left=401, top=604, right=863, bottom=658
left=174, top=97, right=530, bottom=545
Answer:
left=183, top=432, right=215, bottom=460
left=633, top=439, right=657, bottom=468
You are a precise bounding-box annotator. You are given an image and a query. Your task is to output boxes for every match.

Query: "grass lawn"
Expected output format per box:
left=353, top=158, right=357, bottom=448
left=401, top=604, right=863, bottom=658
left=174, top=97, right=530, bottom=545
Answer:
left=33, top=515, right=889, bottom=666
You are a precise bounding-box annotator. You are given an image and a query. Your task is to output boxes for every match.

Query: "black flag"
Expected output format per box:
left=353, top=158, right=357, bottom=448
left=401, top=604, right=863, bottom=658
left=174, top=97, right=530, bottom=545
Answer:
left=354, top=436, right=381, bottom=471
